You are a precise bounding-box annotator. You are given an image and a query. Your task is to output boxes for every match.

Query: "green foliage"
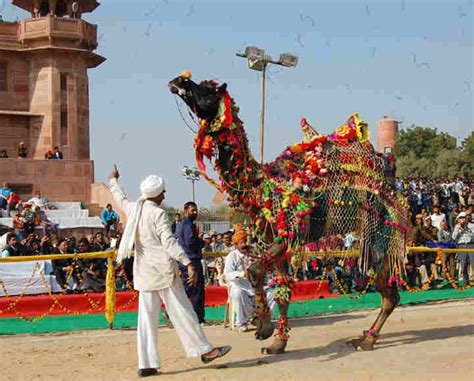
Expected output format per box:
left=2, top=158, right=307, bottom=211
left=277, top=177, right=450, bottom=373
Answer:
left=395, top=125, right=472, bottom=178
left=395, top=125, right=456, bottom=159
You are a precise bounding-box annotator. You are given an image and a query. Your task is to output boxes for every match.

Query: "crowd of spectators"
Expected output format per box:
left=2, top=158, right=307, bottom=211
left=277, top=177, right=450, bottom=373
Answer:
left=0, top=177, right=472, bottom=295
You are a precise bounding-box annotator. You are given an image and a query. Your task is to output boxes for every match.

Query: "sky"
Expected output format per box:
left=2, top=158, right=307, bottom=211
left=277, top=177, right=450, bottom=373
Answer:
left=1, top=0, right=473, bottom=208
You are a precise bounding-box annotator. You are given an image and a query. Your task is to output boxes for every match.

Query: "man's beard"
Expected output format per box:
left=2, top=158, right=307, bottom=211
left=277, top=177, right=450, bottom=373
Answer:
left=188, top=215, right=197, bottom=221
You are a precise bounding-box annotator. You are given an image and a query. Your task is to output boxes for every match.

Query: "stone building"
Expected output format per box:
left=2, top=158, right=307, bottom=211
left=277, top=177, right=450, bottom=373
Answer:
left=0, top=0, right=104, bottom=202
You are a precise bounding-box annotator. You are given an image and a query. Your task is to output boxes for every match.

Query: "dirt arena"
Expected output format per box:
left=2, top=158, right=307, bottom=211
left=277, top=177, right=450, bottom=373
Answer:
left=2, top=299, right=473, bottom=381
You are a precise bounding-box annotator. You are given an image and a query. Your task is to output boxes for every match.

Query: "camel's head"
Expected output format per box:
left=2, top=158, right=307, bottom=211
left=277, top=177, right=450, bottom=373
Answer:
left=168, top=71, right=228, bottom=123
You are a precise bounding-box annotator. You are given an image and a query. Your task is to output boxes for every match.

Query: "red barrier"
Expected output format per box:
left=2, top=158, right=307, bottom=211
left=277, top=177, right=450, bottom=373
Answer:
left=0, top=280, right=334, bottom=318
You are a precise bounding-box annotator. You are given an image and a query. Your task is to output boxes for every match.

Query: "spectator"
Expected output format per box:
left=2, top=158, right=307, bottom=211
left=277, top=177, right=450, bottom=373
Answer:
left=77, top=238, right=105, bottom=292
left=101, top=203, right=120, bottom=236
left=92, top=231, right=110, bottom=251
left=44, top=149, right=54, bottom=160
left=40, top=234, right=54, bottom=254
left=21, top=203, right=36, bottom=236
left=26, top=238, right=42, bottom=256
left=12, top=212, right=25, bottom=240
left=33, top=206, right=58, bottom=235
left=0, top=182, right=12, bottom=210
left=437, top=220, right=455, bottom=279
left=66, top=236, right=77, bottom=253
left=28, top=191, right=50, bottom=210
left=221, top=231, right=235, bottom=253
left=209, top=233, right=224, bottom=252
left=171, top=212, right=181, bottom=235
left=1, top=233, right=21, bottom=257
left=52, top=146, right=63, bottom=159
left=452, top=212, right=474, bottom=286
left=0, top=150, right=8, bottom=158
left=202, top=233, right=212, bottom=252
left=177, top=201, right=206, bottom=324
left=430, top=204, right=446, bottom=230
left=5, top=191, right=22, bottom=217
left=52, top=239, right=73, bottom=291
left=17, top=141, right=28, bottom=158
left=86, top=234, right=95, bottom=245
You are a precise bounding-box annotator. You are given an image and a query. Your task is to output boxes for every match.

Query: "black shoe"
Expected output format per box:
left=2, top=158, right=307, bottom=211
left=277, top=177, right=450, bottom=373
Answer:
left=138, top=368, right=159, bottom=378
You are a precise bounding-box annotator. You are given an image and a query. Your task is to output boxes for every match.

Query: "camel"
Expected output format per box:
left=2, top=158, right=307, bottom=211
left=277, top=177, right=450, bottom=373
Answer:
left=168, top=72, right=408, bottom=354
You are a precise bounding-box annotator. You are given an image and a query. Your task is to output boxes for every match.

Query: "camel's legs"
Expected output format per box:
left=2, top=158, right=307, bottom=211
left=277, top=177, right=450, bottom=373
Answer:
left=248, top=262, right=274, bottom=341
left=262, top=251, right=291, bottom=355
left=350, top=260, right=400, bottom=351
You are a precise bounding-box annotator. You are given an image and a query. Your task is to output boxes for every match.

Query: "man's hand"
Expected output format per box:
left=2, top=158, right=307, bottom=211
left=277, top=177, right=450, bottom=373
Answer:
left=187, top=264, right=198, bottom=287
left=109, top=164, right=120, bottom=180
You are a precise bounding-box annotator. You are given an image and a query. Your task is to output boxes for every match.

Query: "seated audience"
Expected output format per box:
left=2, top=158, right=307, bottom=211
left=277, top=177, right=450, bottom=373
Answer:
left=0, top=182, right=12, bottom=210
left=12, top=212, right=25, bottom=240
left=92, top=231, right=110, bottom=251
left=5, top=191, right=22, bottom=216
left=53, top=146, right=63, bottom=159
left=1, top=233, right=21, bottom=257
left=44, top=149, right=54, bottom=159
left=0, top=150, right=8, bottom=158
left=17, top=141, right=28, bottom=158
left=52, top=239, right=74, bottom=291
left=33, top=206, right=58, bottom=235
left=77, top=238, right=106, bottom=292
left=28, top=191, right=50, bottom=210
left=101, top=203, right=120, bottom=236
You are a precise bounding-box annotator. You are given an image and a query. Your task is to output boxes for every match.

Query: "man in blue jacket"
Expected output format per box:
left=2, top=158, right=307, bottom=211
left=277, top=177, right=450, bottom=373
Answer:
left=177, top=201, right=206, bottom=323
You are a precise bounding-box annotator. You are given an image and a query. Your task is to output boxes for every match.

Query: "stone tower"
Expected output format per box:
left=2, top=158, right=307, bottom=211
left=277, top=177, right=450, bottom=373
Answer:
left=0, top=0, right=105, bottom=201
left=376, top=117, right=399, bottom=154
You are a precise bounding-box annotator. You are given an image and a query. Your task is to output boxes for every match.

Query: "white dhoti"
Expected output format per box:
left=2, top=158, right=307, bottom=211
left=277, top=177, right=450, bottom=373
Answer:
left=137, top=277, right=213, bottom=369
left=229, top=279, right=276, bottom=327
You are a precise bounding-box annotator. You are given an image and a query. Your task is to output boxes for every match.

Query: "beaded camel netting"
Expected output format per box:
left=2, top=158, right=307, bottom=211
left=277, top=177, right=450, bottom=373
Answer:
left=169, top=72, right=408, bottom=354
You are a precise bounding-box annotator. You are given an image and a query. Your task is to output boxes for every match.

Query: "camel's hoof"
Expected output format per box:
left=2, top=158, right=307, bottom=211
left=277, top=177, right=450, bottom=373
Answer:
left=261, top=338, right=287, bottom=354
left=348, top=337, right=364, bottom=350
left=255, top=321, right=274, bottom=341
left=348, top=335, right=376, bottom=351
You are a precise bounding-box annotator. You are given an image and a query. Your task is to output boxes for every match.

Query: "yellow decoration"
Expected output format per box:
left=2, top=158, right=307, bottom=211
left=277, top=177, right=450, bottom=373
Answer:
left=180, top=70, right=192, bottom=79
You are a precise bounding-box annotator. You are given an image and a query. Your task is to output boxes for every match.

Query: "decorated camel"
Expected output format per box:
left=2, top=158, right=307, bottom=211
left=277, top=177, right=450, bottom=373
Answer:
left=168, top=72, right=408, bottom=354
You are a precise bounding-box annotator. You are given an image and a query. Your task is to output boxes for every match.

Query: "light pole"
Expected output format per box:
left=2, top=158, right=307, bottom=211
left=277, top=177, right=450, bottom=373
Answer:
left=181, top=166, right=201, bottom=202
left=236, top=47, right=298, bottom=164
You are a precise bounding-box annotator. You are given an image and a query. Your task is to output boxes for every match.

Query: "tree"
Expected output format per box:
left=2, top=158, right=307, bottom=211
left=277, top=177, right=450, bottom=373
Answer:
left=395, top=125, right=456, bottom=160
left=394, top=125, right=471, bottom=178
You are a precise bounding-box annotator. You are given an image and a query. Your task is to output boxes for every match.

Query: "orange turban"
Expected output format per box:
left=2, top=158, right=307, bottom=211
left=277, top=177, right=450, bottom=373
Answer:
left=232, top=229, right=247, bottom=245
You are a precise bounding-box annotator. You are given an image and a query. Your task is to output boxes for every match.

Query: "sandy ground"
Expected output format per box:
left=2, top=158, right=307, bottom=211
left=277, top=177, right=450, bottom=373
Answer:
left=1, top=300, right=473, bottom=381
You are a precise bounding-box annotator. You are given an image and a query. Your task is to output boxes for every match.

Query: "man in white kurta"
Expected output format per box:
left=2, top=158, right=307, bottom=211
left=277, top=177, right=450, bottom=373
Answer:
left=224, top=231, right=275, bottom=331
left=109, top=167, right=231, bottom=377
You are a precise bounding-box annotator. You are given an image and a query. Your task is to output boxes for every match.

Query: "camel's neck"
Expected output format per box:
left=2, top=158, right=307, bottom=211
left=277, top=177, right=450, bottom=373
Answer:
left=214, top=115, right=262, bottom=198
left=195, top=93, right=262, bottom=211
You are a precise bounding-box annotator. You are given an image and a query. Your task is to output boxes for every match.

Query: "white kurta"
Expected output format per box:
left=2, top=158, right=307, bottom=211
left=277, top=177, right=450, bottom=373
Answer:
left=109, top=179, right=213, bottom=369
left=224, top=249, right=275, bottom=327
left=109, top=178, right=191, bottom=291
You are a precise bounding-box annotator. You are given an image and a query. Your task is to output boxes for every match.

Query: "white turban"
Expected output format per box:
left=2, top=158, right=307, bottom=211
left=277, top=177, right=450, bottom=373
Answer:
left=140, top=175, right=165, bottom=199
left=117, top=174, right=165, bottom=263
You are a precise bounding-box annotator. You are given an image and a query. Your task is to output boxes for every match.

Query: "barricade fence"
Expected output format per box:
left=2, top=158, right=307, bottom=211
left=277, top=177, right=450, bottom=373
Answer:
left=0, top=247, right=473, bottom=328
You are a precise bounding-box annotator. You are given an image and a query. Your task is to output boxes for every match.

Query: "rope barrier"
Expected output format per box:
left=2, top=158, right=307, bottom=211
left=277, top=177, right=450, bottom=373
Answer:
left=0, top=246, right=473, bottom=325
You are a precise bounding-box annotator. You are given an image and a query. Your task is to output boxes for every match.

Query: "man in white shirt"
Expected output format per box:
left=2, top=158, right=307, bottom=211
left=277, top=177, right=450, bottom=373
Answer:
left=224, top=229, right=274, bottom=332
left=109, top=166, right=231, bottom=377
left=452, top=212, right=474, bottom=286
left=430, top=204, right=446, bottom=230
left=28, top=191, right=49, bottom=210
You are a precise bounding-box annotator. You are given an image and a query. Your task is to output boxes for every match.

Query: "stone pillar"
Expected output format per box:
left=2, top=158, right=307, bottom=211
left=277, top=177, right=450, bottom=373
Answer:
left=376, top=118, right=399, bottom=154
left=28, top=57, right=61, bottom=159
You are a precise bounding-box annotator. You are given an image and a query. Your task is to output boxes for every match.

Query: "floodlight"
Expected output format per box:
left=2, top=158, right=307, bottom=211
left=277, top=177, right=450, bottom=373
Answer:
left=278, top=53, right=298, bottom=67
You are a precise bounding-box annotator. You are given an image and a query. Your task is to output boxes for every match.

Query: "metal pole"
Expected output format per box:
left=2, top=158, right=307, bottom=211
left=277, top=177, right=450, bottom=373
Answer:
left=192, top=179, right=195, bottom=202
left=259, top=63, right=267, bottom=164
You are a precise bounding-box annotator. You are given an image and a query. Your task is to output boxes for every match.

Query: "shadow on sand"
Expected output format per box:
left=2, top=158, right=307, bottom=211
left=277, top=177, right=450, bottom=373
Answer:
left=164, top=322, right=474, bottom=375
